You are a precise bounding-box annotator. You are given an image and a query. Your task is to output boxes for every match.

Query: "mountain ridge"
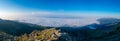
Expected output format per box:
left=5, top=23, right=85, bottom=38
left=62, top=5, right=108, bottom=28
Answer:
left=0, top=18, right=120, bottom=41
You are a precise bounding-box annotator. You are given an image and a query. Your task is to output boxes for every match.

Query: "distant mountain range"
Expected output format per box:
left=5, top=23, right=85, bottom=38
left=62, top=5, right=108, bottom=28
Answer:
left=97, top=18, right=120, bottom=25
left=57, top=18, right=120, bottom=41
left=0, top=18, right=120, bottom=41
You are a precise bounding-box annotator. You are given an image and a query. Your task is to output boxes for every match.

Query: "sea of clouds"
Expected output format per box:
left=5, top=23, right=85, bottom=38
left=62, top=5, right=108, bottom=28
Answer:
left=0, top=11, right=120, bottom=27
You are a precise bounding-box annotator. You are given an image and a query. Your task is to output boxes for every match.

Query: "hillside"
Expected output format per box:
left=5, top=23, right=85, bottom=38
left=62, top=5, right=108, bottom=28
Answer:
left=15, top=28, right=72, bottom=41
left=0, top=19, right=46, bottom=36
left=57, top=18, right=120, bottom=41
left=0, top=18, right=120, bottom=41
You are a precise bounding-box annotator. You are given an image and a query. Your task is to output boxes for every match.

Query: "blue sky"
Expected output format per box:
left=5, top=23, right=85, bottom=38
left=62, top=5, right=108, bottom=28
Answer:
left=2, top=0, right=119, bottom=11
left=8, top=0, right=120, bottom=12
left=0, top=0, right=120, bottom=19
left=6, top=0, right=120, bottom=11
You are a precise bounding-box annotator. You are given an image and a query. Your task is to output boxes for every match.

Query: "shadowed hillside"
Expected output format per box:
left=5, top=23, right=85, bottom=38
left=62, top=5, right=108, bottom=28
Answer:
left=0, top=18, right=120, bottom=41
left=0, top=19, right=46, bottom=36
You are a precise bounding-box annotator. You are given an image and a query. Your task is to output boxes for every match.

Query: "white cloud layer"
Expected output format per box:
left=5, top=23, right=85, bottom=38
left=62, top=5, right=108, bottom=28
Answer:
left=0, top=10, right=120, bottom=27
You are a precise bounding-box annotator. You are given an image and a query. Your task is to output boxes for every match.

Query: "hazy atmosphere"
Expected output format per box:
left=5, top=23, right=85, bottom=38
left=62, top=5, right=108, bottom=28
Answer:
left=0, top=0, right=120, bottom=41
left=0, top=0, right=120, bottom=27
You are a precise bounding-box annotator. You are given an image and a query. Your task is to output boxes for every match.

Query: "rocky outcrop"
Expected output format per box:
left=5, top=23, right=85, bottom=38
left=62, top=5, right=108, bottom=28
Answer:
left=15, top=28, right=72, bottom=41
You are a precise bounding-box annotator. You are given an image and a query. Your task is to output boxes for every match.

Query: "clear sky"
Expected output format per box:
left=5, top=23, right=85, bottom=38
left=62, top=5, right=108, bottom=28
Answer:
left=0, top=0, right=120, bottom=19
left=3, top=0, right=120, bottom=12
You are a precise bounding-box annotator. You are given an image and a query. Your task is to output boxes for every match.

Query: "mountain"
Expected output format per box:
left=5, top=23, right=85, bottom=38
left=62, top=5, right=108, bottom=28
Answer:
left=15, top=28, right=72, bottom=41
left=85, top=22, right=120, bottom=41
left=57, top=18, right=120, bottom=41
left=0, top=19, right=45, bottom=36
left=0, top=31, right=14, bottom=41
left=97, top=18, right=120, bottom=25
left=0, top=18, right=120, bottom=41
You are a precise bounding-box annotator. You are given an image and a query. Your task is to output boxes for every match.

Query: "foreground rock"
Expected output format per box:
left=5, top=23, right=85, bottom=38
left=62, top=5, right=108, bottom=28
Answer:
left=16, top=28, right=72, bottom=41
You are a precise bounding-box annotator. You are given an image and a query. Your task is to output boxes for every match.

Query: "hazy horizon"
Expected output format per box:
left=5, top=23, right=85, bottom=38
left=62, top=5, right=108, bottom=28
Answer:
left=0, top=0, right=120, bottom=27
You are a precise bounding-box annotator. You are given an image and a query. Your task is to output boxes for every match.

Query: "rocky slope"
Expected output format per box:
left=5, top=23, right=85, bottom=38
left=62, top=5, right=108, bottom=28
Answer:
left=0, top=18, right=120, bottom=41
left=15, top=28, right=72, bottom=41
